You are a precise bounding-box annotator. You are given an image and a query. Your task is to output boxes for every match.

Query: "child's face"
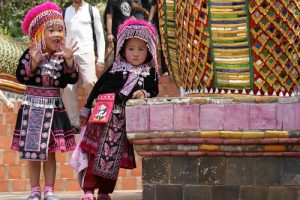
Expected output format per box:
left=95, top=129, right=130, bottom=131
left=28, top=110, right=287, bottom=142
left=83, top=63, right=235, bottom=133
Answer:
left=44, top=24, right=64, bottom=54
left=125, top=38, right=148, bottom=66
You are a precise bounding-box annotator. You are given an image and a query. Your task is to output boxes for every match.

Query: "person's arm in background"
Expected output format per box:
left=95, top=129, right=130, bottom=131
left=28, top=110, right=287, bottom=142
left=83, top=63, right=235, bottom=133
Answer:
left=148, top=2, right=157, bottom=22
left=105, top=0, right=115, bottom=44
left=106, top=13, right=114, bottom=44
left=0, top=90, right=14, bottom=110
left=93, top=6, right=106, bottom=76
left=132, top=1, right=149, bottom=19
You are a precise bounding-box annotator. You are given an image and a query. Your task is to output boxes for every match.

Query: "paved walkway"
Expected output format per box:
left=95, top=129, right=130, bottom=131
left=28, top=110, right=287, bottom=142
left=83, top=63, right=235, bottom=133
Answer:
left=0, top=191, right=142, bottom=200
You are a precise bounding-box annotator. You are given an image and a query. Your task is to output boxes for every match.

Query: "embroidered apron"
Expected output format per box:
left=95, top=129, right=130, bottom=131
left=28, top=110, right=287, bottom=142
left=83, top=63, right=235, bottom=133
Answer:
left=18, top=86, right=61, bottom=161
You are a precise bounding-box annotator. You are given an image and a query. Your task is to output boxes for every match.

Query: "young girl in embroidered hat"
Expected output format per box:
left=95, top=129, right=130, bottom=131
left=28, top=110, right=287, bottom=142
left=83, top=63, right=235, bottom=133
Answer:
left=77, top=18, right=159, bottom=200
left=11, top=2, right=79, bottom=200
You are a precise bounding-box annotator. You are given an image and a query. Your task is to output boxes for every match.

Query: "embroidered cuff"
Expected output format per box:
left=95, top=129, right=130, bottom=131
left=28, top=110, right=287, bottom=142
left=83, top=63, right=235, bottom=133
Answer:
left=142, top=90, right=150, bottom=98
left=25, top=60, right=36, bottom=77
left=80, top=107, right=91, bottom=119
left=64, top=62, right=78, bottom=74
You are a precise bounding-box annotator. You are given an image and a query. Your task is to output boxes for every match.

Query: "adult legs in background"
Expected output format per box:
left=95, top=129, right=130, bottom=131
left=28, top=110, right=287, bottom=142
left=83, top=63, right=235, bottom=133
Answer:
left=79, top=53, right=97, bottom=95
left=63, top=53, right=97, bottom=128
left=63, top=83, right=79, bottom=128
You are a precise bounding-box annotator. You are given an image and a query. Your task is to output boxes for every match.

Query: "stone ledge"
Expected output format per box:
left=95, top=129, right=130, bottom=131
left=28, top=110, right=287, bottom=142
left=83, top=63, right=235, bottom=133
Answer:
left=126, top=98, right=300, bottom=132
left=126, top=95, right=300, bottom=106
left=126, top=97, right=300, bottom=157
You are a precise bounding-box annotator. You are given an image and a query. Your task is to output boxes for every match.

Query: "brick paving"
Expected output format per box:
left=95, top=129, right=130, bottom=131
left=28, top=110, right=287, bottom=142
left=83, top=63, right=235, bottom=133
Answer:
left=0, top=190, right=142, bottom=200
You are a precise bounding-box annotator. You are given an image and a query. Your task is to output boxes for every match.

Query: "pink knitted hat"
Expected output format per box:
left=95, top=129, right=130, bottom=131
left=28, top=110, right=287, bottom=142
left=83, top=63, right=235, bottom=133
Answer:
left=21, top=1, right=63, bottom=38
left=117, top=18, right=157, bottom=36
left=112, top=18, right=158, bottom=73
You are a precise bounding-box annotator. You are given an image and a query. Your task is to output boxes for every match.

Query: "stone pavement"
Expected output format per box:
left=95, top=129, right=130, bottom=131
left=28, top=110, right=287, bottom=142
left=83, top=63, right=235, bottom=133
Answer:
left=0, top=190, right=142, bottom=200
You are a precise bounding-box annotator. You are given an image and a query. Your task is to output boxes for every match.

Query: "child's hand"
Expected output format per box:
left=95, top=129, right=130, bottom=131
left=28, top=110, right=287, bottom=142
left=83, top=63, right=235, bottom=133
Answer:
left=6, top=101, right=14, bottom=110
left=107, top=33, right=115, bottom=44
left=80, top=116, right=87, bottom=126
left=29, top=42, right=48, bottom=70
left=55, top=38, right=79, bottom=60
left=96, top=62, right=105, bottom=78
left=132, top=90, right=145, bottom=99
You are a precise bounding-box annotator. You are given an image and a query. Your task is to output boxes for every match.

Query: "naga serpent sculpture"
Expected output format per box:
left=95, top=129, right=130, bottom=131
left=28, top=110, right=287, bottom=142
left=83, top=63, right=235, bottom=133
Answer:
left=0, top=35, right=26, bottom=93
left=158, top=0, right=300, bottom=96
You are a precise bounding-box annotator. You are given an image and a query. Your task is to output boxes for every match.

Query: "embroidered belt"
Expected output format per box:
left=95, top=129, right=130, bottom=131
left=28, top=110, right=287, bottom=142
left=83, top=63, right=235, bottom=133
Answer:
left=25, top=86, right=60, bottom=97
left=23, top=86, right=62, bottom=109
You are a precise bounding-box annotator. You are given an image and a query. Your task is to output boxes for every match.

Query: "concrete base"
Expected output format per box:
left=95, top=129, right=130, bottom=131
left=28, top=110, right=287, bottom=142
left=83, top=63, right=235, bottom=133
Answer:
left=142, top=156, right=300, bottom=200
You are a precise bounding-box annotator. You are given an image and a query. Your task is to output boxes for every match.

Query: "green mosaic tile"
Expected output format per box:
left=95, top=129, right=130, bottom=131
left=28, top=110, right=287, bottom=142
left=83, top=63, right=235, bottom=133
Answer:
left=262, top=50, right=269, bottom=57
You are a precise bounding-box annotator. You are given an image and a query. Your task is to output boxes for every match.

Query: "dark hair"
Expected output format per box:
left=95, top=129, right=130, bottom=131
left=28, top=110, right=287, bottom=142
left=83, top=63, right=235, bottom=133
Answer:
left=120, top=38, right=153, bottom=64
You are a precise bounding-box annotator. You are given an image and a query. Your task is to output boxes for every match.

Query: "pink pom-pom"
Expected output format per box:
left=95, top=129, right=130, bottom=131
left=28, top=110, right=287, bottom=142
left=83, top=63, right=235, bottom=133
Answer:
left=21, top=1, right=61, bottom=35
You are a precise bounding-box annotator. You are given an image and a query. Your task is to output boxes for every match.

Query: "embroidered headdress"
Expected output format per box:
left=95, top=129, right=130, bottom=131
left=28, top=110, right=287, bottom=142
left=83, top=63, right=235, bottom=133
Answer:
left=21, top=1, right=64, bottom=52
left=111, top=18, right=158, bottom=74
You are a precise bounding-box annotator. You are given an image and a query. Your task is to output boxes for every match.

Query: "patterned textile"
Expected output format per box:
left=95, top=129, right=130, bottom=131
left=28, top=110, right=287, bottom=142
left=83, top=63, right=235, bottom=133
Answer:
left=92, top=119, right=125, bottom=180
left=19, top=86, right=59, bottom=160
left=80, top=104, right=135, bottom=180
left=19, top=105, right=54, bottom=161
left=11, top=86, right=76, bottom=158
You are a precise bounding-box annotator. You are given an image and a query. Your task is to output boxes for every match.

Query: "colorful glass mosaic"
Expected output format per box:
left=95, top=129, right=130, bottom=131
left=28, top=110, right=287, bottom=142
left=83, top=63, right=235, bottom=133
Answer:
left=249, top=0, right=300, bottom=96
left=0, top=35, right=27, bottom=76
left=0, top=35, right=27, bottom=92
left=210, top=0, right=252, bottom=90
left=158, top=0, right=181, bottom=85
left=159, top=0, right=300, bottom=96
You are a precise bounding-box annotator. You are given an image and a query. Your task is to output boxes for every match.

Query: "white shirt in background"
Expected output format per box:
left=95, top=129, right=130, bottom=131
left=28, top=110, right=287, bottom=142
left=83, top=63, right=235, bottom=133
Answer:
left=64, top=1, right=105, bottom=64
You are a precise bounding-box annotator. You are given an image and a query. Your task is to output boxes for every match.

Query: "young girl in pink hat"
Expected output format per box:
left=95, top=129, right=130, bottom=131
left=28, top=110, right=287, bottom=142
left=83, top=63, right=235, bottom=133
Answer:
left=11, top=2, right=79, bottom=200
left=78, top=18, right=159, bottom=200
